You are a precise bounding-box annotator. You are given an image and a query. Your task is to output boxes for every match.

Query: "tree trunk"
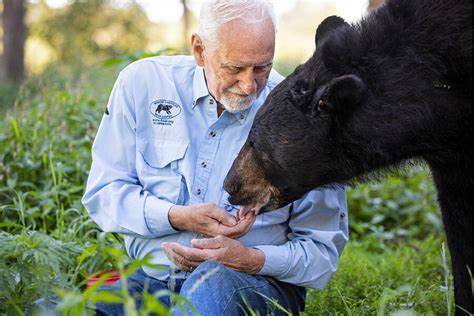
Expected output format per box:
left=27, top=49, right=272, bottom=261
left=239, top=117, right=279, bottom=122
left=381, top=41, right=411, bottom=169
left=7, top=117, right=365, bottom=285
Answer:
left=181, top=0, right=190, bottom=51
left=1, top=0, right=26, bottom=82
left=368, top=0, right=385, bottom=11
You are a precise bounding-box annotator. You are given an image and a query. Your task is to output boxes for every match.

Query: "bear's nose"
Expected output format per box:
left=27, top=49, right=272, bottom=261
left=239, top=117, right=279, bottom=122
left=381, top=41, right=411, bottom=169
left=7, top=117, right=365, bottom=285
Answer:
left=224, top=175, right=242, bottom=197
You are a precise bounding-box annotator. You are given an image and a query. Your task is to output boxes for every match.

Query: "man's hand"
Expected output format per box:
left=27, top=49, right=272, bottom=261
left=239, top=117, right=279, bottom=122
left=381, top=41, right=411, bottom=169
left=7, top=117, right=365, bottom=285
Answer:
left=162, top=235, right=265, bottom=274
left=168, top=203, right=256, bottom=238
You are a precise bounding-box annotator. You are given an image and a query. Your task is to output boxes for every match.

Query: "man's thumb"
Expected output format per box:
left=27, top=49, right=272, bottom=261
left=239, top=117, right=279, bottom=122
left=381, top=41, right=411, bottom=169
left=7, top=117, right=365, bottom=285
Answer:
left=192, top=237, right=220, bottom=249
left=214, top=209, right=237, bottom=226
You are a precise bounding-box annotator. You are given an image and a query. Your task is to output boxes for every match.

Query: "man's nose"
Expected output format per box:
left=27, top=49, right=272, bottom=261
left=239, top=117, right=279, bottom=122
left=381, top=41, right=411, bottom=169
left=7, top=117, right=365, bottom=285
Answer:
left=238, top=70, right=258, bottom=95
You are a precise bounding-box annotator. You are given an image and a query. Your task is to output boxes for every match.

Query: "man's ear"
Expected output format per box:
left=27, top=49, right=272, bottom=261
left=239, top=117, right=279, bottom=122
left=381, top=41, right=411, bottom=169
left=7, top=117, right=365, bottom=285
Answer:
left=315, top=16, right=348, bottom=48
left=313, top=74, right=366, bottom=116
left=192, top=34, right=205, bottom=67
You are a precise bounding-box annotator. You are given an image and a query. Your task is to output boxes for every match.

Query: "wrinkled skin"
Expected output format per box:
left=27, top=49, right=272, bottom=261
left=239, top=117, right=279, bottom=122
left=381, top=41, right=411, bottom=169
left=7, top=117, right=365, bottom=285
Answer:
left=224, top=0, right=472, bottom=314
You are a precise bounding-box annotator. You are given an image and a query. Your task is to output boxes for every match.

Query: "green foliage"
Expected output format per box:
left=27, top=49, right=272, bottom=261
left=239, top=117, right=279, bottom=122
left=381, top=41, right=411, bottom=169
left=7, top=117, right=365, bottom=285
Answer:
left=304, top=235, right=453, bottom=315
left=0, top=81, right=20, bottom=112
left=0, top=230, right=81, bottom=313
left=0, top=66, right=107, bottom=236
left=0, top=66, right=122, bottom=311
left=102, top=48, right=183, bottom=69
left=347, top=167, right=442, bottom=241
left=28, top=1, right=152, bottom=67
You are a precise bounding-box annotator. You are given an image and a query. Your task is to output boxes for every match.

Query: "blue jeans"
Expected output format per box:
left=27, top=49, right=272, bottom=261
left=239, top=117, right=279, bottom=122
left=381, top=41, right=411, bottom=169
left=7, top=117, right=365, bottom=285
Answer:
left=95, top=260, right=306, bottom=315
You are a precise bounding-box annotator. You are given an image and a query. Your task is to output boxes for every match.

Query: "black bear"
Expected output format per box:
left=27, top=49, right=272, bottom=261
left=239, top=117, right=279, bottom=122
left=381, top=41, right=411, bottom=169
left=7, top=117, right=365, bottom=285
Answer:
left=155, top=104, right=173, bottom=115
left=224, top=0, right=472, bottom=314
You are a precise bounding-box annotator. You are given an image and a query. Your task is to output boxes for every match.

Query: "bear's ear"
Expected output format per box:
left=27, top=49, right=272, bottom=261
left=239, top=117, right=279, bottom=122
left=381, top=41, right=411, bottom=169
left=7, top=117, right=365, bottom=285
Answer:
left=315, top=16, right=348, bottom=47
left=313, top=74, right=366, bottom=116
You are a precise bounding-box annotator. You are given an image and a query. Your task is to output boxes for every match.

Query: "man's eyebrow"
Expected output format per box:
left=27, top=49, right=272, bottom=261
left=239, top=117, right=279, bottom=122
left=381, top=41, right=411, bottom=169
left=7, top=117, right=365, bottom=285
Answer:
left=255, top=61, right=274, bottom=67
left=222, top=61, right=273, bottom=68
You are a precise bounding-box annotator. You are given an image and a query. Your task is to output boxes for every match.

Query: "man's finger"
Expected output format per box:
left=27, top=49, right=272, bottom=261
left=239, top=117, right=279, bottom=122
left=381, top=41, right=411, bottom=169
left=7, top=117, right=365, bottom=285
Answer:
left=216, top=211, right=256, bottom=237
left=211, top=207, right=238, bottom=226
left=233, top=211, right=256, bottom=229
left=173, top=252, right=202, bottom=271
left=168, top=242, right=210, bottom=262
left=162, top=242, right=203, bottom=270
left=238, top=205, right=255, bottom=219
left=191, top=236, right=223, bottom=249
left=241, top=210, right=257, bottom=222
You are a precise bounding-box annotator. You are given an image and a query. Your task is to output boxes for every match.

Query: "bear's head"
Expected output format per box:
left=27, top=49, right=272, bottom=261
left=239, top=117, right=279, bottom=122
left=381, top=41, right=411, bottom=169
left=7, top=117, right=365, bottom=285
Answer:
left=225, top=16, right=370, bottom=212
left=225, top=9, right=471, bottom=213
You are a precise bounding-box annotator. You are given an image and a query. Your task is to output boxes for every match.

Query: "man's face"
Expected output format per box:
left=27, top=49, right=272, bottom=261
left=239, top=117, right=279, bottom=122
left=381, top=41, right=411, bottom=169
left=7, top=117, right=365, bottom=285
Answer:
left=193, top=18, right=275, bottom=113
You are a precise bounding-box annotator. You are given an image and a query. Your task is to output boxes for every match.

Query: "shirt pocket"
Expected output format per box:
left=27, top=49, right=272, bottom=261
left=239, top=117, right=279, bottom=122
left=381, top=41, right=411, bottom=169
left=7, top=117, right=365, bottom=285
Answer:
left=136, top=138, right=189, bottom=204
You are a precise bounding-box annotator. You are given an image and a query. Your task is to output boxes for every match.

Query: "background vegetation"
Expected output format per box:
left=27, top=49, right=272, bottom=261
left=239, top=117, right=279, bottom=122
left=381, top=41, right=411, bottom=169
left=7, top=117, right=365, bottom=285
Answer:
left=1, top=1, right=451, bottom=315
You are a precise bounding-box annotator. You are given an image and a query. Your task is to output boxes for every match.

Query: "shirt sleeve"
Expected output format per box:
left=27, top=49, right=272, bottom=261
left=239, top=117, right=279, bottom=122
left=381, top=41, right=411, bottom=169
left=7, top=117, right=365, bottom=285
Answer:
left=82, top=69, right=179, bottom=238
left=253, top=187, right=349, bottom=289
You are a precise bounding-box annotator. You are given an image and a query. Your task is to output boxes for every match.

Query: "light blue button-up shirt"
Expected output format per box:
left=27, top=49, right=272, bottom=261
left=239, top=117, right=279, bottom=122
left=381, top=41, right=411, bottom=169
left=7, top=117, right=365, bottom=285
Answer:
left=82, top=55, right=349, bottom=289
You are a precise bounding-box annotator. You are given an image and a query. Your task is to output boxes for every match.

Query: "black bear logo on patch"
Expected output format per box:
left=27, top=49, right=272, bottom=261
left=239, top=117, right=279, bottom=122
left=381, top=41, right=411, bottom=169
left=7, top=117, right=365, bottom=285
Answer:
left=155, top=104, right=173, bottom=115
left=150, top=99, right=182, bottom=120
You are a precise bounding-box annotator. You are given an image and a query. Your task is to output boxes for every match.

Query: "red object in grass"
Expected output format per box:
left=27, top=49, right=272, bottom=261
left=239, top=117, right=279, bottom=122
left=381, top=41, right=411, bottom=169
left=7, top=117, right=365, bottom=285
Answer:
left=86, top=270, right=121, bottom=287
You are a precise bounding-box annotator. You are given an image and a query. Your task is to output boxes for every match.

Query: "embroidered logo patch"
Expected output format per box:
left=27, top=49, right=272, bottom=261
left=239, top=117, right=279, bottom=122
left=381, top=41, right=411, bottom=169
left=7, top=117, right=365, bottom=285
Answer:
left=150, top=99, right=181, bottom=126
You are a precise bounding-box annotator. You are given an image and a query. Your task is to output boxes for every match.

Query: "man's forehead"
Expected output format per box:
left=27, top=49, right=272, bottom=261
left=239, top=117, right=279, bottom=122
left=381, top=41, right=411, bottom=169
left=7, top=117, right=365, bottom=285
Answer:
left=213, top=20, right=275, bottom=66
left=218, top=18, right=275, bottom=39
left=215, top=46, right=274, bottom=68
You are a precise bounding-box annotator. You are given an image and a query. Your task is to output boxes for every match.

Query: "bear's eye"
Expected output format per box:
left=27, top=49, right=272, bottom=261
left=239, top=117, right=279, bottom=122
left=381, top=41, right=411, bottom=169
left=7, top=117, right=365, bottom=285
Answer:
left=317, top=100, right=330, bottom=112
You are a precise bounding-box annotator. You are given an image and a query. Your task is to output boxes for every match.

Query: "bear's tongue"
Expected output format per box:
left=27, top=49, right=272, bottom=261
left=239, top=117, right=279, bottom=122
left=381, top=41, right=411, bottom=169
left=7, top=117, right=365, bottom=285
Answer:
left=237, top=204, right=263, bottom=220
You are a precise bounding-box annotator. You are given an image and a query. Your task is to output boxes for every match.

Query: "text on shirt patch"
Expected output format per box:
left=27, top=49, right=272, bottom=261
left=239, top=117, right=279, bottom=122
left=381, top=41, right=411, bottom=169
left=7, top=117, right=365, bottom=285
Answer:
left=150, top=99, right=182, bottom=126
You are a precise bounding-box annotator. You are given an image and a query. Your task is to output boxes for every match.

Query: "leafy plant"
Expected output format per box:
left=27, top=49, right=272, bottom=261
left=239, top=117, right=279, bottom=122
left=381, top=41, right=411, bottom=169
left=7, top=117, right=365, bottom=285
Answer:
left=304, top=236, right=452, bottom=315
left=0, top=231, right=81, bottom=313
left=347, top=165, right=443, bottom=241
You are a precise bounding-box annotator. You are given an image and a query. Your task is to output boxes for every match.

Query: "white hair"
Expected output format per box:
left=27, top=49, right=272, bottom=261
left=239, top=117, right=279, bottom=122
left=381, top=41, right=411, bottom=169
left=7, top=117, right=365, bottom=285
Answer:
left=197, top=0, right=276, bottom=49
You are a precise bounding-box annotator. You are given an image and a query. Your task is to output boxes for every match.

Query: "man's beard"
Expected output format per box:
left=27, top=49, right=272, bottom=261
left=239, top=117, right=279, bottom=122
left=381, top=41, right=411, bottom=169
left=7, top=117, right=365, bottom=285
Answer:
left=219, top=86, right=258, bottom=113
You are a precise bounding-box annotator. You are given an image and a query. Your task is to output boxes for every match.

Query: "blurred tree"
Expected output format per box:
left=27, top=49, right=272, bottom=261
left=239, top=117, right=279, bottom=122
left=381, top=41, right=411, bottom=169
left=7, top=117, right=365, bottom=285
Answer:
left=181, top=0, right=190, bottom=50
left=1, top=0, right=26, bottom=82
left=28, top=0, right=151, bottom=68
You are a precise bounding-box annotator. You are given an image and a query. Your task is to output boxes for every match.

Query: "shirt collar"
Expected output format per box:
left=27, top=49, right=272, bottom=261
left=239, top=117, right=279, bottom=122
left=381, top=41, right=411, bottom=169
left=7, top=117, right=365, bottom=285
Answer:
left=192, top=66, right=209, bottom=108
left=231, top=107, right=251, bottom=125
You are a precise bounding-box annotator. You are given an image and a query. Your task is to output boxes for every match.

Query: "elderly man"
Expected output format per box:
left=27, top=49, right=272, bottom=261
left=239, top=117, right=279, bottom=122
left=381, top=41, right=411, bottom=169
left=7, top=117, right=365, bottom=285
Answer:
left=82, top=0, right=348, bottom=315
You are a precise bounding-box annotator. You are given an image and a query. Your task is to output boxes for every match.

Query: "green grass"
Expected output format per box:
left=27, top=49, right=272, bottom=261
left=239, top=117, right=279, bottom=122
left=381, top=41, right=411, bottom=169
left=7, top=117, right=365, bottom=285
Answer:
left=305, top=235, right=452, bottom=315
left=0, top=61, right=451, bottom=315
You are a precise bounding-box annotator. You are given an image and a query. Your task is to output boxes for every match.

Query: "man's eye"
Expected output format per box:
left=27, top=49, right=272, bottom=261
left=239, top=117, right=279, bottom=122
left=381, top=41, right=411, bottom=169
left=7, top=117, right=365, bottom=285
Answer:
left=255, top=65, right=271, bottom=73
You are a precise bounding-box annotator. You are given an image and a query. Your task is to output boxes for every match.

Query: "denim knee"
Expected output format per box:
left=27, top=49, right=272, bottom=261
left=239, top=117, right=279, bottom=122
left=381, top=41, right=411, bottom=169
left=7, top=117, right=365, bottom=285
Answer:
left=190, top=260, right=227, bottom=278
left=181, top=260, right=235, bottom=293
left=177, top=261, right=274, bottom=315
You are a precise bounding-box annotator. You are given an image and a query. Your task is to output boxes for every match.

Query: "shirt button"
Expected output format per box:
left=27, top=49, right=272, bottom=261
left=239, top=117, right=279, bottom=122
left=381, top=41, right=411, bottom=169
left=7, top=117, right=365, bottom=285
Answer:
left=209, top=131, right=216, bottom=137
left=201, top=162, right=207, bottom=168
left=209, top=99, right=215, bottom=105
left=239, top=114, right=245, bottom=120
left=196, top=189, right=201, bottom=195
left=340, top=213, right=346, bottom=218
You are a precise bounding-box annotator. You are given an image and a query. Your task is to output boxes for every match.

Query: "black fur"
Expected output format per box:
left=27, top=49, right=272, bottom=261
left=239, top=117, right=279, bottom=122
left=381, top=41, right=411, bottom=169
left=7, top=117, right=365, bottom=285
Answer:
left=226, top=0, right=472, bottom=313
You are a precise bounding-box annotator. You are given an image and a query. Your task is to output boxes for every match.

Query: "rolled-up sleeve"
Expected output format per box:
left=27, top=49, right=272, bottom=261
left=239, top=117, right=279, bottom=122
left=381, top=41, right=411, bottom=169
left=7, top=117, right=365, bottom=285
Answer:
left=254, top=187, right=348, bottom=289
left=82, top=69, right=178, bottom=238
